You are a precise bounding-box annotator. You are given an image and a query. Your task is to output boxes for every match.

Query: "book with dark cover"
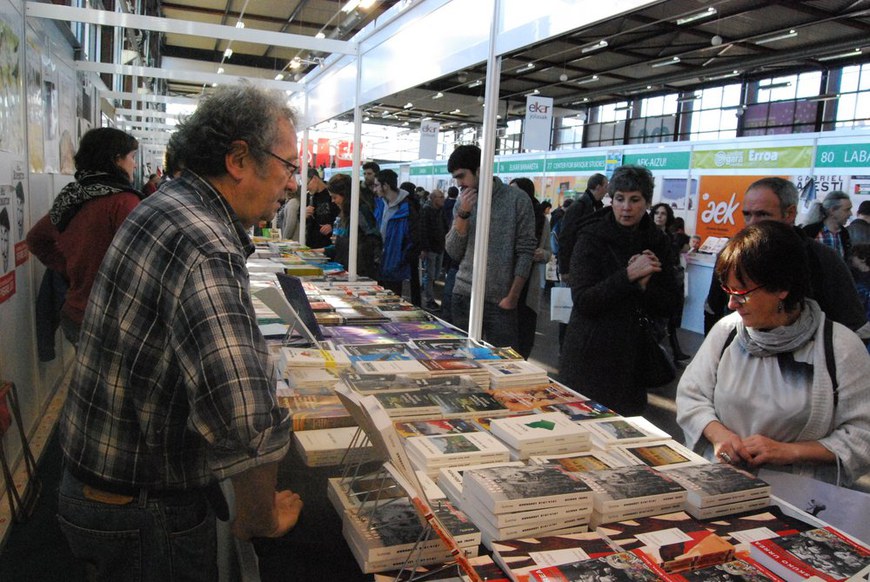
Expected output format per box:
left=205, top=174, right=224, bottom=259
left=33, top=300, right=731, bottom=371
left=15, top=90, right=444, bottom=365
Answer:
left=532, top=450, right=633, bottom=473
left=662, top=463, right=771, bottom=508
left=340, top=372, right=412, bottom=395
left=383, top=321, right=464, bottom=340
left=750, top=527, right=870, bottom=581
left=662, top=557, right=785, bottom=581
left=429, top=390, right=511, bottom=418
left=491, top=532, right=614, bottom=582
left=527, top=551, right=661, bottom=582
left=701, top=506, right=815, bottom=549
left=393, top=418, right=481, bottom=439
left=597, top=511, right=735, bottom=573
left=540, top=399, right=618, bottom=421
left=464, top=464, right=593, bottom=514
left=341, top=342, right=421, bottom=361
left=579, top=465, right=687, bottom=513
left=373, top=391, right=441, bottom=418
left=614, top=440, right=706, bottom=470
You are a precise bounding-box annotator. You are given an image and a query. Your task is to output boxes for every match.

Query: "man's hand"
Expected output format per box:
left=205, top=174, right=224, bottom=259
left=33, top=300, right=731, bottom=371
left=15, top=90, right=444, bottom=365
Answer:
left=319, top=224, right=332, bottom=235
left=458, top=187, right=478, bottom=214
left=265, top=490, right=303, bottom=538
left=498, top=295, right=519, bottom=310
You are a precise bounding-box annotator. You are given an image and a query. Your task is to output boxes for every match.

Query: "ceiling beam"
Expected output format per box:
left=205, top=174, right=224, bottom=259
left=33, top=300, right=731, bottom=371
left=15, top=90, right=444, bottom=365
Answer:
left=24, top=2, right=357, bottom=55
left=104, top=91, right=197, bottom=105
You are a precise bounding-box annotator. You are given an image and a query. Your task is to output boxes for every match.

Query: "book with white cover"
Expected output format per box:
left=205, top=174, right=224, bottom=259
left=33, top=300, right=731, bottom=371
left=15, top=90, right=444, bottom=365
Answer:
left=583, top=416, right=671, bottom=447
left=613, top=440, right=706, bottom=471
left=590, top=500, right=689, bottom=529
left=437, top=461, right=526, bottom=507
left=463, top=498, right=592, bottom=533
left=661, top=463, right=771, bottom=508
left=475, top=510, right=592, bottom=552
left=490, top=532, right=615, bottom=582
left=505, top=440, right=593, bottom=462
left=490, top=411, right=591, bottom=450
left=578, top=465, right=687, bottom=514
left=280, top=342, right=351, bottom=369
left=404, top=432, right=511, bottom=474
left=686, top=496, right=772, bottom=520
left=463, top=464, right=594, bottom=515
left=292, top=426, right=374, bottom=467
left=530, top=449, right=636, bottom=472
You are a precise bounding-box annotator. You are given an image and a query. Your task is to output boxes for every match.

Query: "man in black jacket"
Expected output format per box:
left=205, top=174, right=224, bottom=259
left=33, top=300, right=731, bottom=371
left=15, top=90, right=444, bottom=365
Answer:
left=705, top=177, right=869, bottom=340
left=420, top=189, right=446, bottom=310
left=305, top=169, right=339, bottom=249
left=557, top=173, right=608, bottom=284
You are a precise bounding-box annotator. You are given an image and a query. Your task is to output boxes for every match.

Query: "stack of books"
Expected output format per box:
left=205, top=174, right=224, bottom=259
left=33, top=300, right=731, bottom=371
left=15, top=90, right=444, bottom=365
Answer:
left=660, top=463, right=771, bottom=519
left=749, top=527, right=870, bottom=581
left=582, top=416, right=672, bottom=449
left=342, top=497, right=481, bottom=574
left=488, top=411, right=592, bottom=460
left=490, top=531, right=616, bottom=582
left=436, top=460, right=526, bottom=507
left=578, top=465, right=687, bottom=526
left=419, top=358, right=490, bottom=387
left=376, top=302, right=429, bottom=322
left=382, top=321, right=464, bottom=341
left=335, top=305, right=390, bottom=325
left=460, top=464, right=594, bottom=548
left=403, top=431, right=512, bottom=477
left=292, top=426, right=374, bottom=467
left=285, top=367, right=343, bottom=391
left=278, top=343, right=351, bottom=374
left=529, top=448, right=634, bottom=473
left=341, top=342, right=429, bottom=377
left=482, top=360, right=549, bottom=390
left=487, top=382, right=582, bottom=413
left=596, top=510, right=736, bottom=573
left=427, top=390, right=511, bottom=419
left=372, top=391, right=442, bottom=421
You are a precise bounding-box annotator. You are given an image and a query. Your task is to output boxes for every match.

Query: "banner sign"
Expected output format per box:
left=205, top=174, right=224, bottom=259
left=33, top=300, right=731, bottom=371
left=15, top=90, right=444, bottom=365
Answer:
left=418, top=119, right=440, bottom=159
left=814, top=143, right=870, bottom=168
left=523, top=95, right=553, bottom=152
left=692, top=146, right=812, bottom=170
left=623, top=151, right=691, bottom=171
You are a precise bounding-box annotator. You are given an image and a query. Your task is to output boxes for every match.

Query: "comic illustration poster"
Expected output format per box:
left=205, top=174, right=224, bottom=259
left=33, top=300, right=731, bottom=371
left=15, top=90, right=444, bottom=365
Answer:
left=0, top=12, right=23, bottom=155
left=25, top=27, right=44, bottom=173
left=0, top=179, right=15, bottom=304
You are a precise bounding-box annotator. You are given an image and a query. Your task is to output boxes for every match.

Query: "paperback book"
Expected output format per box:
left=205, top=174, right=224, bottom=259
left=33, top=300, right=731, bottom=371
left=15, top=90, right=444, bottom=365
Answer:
left=372, top=390, right=442, bottom=420
left=659, top=557, right=785, bottom=581
left=749, top=527, right=870, bottom=581
left=490, top=531, right=615, bottom=582
left=525, top=551, right=661, bottom=582
left=583, top=416, right=672, bottom=447
left=463, top=464, right=594, bottom=515
left=578, top=465, right=687, bottom=515
left=613, top=440, right=707, bottom=471
left=661, top=463, right=771, bottom=508
left=489, top=411, right=591, bottom=451
left=404, top=431, right=512, bottom=475
left=428, top=390, right=512, bottom=419
left=701, top=506, right=816, bottom=552
left=489, top=383, right=583, bottom=412
left=436, top=461, right=527, bottom=507
left=529, top=449, right=635, bottom=473
left=539, top=399, right=619, bottom=422
left=393, top=418, right=481, bottom=439
left=292, top=426, right=374, bottom=467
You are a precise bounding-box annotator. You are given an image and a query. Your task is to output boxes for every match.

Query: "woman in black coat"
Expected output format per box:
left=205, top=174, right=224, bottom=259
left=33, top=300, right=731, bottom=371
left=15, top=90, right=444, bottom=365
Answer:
left=559, top=166, right=681, bottom=416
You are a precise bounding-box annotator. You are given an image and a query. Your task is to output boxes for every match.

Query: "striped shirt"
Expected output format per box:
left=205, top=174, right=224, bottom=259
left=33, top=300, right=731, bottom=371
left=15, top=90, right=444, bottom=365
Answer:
left=61, top=171, right=290, bottom=491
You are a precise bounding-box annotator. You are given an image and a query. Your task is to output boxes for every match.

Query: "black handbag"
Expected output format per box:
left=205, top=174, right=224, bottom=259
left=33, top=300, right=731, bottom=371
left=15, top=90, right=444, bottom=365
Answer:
left=632, top=310, right=676, bottom=388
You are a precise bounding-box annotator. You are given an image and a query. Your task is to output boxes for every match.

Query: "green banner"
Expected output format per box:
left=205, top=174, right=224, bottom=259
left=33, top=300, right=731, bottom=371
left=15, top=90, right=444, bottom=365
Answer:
left=498, top=159, right=545, bottom=173
left=544, top=156, right=605, bottom=173
left=692, top=146, right=813, bottom=169
left=815, top=143, right=870, bottom=168
left=623, top=151, right=691, bottom=170
left=409, top=165, right=433, bottom=176
left=432, top=163, right=449, bottom=175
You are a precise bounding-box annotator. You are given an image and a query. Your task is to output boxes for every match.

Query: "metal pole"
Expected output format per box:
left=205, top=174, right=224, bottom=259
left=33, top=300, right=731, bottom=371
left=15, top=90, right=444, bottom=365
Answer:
left=348, top=47, right=363, bottom=280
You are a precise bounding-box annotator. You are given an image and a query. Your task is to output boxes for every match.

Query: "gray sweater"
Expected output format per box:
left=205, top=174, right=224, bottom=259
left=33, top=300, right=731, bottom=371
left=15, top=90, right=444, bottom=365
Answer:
left=445, top=178, right=536, bottom=304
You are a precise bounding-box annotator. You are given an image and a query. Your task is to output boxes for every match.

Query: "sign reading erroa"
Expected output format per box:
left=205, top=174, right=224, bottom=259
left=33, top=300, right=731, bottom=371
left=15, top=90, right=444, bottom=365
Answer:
left=694, top=175, right=789, bottom=243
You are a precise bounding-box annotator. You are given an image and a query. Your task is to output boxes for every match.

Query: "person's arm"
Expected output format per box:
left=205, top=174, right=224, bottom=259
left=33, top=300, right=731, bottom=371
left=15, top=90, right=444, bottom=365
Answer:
left=230, top=462, right=303, bottom=540
left=26, top=214, right=66, bottom=274
left=738, top=435, right=835, bottom=468
left=499, top=192, right=536, bottom=309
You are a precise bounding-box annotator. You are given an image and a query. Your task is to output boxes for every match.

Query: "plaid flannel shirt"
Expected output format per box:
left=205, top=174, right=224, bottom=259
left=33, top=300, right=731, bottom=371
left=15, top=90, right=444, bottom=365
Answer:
left=816, top=225, right=845, bottom=259
left=61, top=171, right=290, bottom=490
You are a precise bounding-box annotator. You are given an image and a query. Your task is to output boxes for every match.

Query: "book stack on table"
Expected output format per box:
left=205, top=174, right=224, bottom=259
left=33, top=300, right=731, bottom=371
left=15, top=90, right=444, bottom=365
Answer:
left=481, top=360, right=549, bottom=390
left=659, top=462, right=772, bottom=520
left=292, top=426, right=374, bottom=467
left=578, top=465, right=688, bottom=526
left=341, top=342, right=430, bottom=378
left=459, top=464, right=595, bottom=549
left=749, top=526, right=870, bottom=581
left=488, top=411, right=592, bottom=461
left=403, top=431, right=512, bottom=477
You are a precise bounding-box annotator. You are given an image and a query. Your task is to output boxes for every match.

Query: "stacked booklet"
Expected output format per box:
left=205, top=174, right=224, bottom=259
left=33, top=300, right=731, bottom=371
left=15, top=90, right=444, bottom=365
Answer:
left=481, top=360, right=549, bottom=389
left=578, top=465, right=688, bottom=526
left=292, top=426, right=374, bottom=467
left=659, top=462, right=772, bottom=519
left=459, top=464, right=595, bottom=548
left=403, top=431, right=512, bottom=477
left=488, top=411, right=592, bottom=460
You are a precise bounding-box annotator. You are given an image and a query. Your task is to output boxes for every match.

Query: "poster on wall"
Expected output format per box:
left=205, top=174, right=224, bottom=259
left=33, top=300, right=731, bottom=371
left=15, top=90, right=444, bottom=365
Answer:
left=694, top=175, right=789, bottom=244
left=0, top=171, right=15, bottom=304
left=11, top=161, right=26, bottom=268
left=41, top=38, right=59, bottom=174
left=542, top=154, right=607, bottom=206
left=0, top=13, right=23, bottom=155
left=25, top=27, right=44, bottom=173
left=58, top=65, right=75, bottom=174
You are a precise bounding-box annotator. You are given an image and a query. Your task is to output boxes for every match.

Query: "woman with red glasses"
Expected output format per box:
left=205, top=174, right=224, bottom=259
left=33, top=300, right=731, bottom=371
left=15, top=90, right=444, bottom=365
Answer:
left=677, top=221, right=870, bottom=486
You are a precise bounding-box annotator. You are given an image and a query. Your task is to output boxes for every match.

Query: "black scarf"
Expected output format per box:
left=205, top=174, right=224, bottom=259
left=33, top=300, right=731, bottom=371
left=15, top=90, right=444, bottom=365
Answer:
left=49, top=170, right=142, bottom=232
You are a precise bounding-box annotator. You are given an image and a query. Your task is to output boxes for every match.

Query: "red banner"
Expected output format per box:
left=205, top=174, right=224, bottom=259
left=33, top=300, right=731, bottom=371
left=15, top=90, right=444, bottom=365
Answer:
left=0, top=271, right=15, bottom=304
left=14, top=241, right=28, bottom=267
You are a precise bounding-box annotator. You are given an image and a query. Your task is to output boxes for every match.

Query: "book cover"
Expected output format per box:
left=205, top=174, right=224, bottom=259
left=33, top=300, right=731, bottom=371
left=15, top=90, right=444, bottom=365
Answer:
left=429, top=391, right=511, bottom=418
left=527, top=551, right=661, bottom=582
left=750, top=527, right=870, bottom=581
left=353, top=358, right=429, bottom=376
left=463, top=464, right=594, bottom=515
left=579, top=465, right=687, bottom=513
left=436, top=461, right=527, bottom=507
left=489, top=384, right=582, bottom=412
left=404, top=432, right=511, bottom=469
left=597, top=511, right=735, bottom=573
left=373, top=390, right=442, bottom=418
left=530, top=449, right=635, bottom=472
left=339, top=372, right=412, bottom=394
left=326, top=325, right=395, bottom=344
left=662, top=463, right=771, bottom=508
left=341, top=342, right=420, bottom=361
left=383, top=321, right=464, bottom=340
left=490, top=411, right=590, bottom=450
left=701, top=506, right=815, bottom=550
left=613, top=440, right=706, bottom=471
left=491, top=532, right=615, bottom=582
left=584, top=417, right=671, bottom=446
left=540, top=399, right=619, bottom=421
left=419, top=358, right=485, bottom=372
left=393, top=417, right=481, bottom=439
left=662, top=557, right=785, bottom=581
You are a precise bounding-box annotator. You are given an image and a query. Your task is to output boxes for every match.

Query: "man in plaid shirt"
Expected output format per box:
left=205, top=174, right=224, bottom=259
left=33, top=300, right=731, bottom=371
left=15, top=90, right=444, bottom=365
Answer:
left=57, top=85, right=303, bottom=580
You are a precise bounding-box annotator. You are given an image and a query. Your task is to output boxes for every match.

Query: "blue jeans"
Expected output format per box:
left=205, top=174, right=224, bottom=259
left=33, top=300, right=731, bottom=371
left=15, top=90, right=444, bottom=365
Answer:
left=451, top=293, right=519, bottom=349
left=421, top=252, right=443, bottom=307
left=57, top=469, right=217, bottom=582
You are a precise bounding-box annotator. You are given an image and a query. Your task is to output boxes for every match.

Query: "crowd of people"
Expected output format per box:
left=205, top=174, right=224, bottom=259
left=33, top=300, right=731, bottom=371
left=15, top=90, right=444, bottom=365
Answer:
left=22, top=84, right=870, bottom=578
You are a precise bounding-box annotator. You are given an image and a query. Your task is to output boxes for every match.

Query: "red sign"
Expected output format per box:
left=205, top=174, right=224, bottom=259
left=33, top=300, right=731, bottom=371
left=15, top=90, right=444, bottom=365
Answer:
left=0, top=271, right=15, bottom=304
left=14, top=241, right=28, bottom=267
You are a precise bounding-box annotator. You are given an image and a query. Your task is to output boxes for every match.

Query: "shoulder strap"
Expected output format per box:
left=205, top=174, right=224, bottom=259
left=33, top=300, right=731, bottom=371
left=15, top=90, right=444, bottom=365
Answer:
left=719, top=327, right=737, bottom=360
left=824, top=317, right=838, bottom=410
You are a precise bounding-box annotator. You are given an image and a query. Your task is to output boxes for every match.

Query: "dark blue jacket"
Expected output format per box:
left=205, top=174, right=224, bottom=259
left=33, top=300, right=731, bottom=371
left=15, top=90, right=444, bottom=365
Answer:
left=378, top=195, right=418, bottom=281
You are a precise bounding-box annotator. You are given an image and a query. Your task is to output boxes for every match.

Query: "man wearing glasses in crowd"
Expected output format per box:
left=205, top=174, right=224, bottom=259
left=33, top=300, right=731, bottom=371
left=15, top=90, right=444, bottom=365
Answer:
left=57, top=85, right=303, bottom=580
left=704, top=177, right=870, bottom=341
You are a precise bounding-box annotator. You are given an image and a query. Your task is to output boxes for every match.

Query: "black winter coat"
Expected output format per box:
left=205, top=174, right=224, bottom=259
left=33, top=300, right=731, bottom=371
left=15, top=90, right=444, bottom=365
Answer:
left=558, top=207, right=680, bottom=415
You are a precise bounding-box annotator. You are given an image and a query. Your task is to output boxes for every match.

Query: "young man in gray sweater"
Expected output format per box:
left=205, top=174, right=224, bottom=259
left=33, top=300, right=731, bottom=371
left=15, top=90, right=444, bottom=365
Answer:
left=444, top=145, right=537, bottom=349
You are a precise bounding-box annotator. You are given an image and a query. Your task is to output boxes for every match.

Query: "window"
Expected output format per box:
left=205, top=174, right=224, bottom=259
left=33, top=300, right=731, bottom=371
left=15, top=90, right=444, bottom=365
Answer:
left=554, top=116, right=585, bottom=150
left=745, top=72, right=823, bottom=135
left=835, top=64, right=870, bottom=128
left=678, top=84, right=741, bottom=141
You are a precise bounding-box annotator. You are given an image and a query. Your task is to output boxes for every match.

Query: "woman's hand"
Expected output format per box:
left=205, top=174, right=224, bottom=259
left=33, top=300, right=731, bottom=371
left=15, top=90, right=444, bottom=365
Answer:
left=741, top=435, right=796, bottom=467
left=703, top=420, right=752, bottom=466
left=626, top=250, right=661, bottom=289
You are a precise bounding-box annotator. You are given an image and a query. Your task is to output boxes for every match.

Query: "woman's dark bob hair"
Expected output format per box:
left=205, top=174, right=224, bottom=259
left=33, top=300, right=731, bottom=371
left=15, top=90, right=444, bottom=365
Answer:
left=715, top=221, right=810, bottom=312
left=74, top=127, right=138, bottom=181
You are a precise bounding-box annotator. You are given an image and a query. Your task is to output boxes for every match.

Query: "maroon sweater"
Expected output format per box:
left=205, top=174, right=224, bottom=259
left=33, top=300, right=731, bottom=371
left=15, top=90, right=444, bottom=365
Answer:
left=27, top=192, right=140, bottom=324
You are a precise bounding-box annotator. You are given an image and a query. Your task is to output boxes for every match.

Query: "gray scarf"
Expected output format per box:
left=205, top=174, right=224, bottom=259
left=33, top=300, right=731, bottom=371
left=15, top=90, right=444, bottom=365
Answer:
left=737, top=298, right=821, bottom=357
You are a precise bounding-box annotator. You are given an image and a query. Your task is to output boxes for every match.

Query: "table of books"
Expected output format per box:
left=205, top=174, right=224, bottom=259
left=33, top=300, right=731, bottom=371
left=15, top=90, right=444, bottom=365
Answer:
left=250, top=240, right=870, bottom=582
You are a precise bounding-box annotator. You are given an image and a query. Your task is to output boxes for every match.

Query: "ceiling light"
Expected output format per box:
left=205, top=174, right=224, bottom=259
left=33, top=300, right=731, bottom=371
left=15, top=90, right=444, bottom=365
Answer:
left=817, top=48, right=862, bottom=62
left=651, top=56, right=680, bottom=68
left=676, top=7, right=716, bottom=26
left=274, top=73, right=284, bottom=81
left=223, top=48, right=233, bottom=59
left=804, top=94, right=840, bottom=102
left=403, top=102, right=414, bottom=109
left=519, top=62, right=535, bottom=72
left=759, top=81, right=792, bottom=90
left=235, top=21, right=245, bottom=29
left=360, top=0, right=376, bottom=8
left=524, top=89, right=540, bottom=97
left=315, top=32, right=326, bottom=39
left=756, top=29, right=797, bottom=45
left=581, top=40, right=608, bottom=54
left=677, top=93, right=700, bottom=103
left=341, top=0, right=361, bottom=13
left=449, top=109, right=461, bottom=114
left=431, top=92, right=444, bottom=100
left=576, top=74, right=599, bottom=85
left=290, top=58, right=302, bottom=70
left=468, top=79, right=483, bottom=88
left=217, top=67, right=224, bottom=74
left=560, top=73, right=568, bottom=82
left=706, top=70, right=741, bottom=81
left=211, top=82, right=218, bottom=87
left=457, top=73, right=468, bottom=83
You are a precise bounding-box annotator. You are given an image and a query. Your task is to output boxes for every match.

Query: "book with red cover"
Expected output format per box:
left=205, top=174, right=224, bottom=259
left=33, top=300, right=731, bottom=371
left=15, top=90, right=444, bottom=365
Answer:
left=749, top=527, right=870, bottom=581
left=661, top=557, right=785, bottom=581
left=526, top=551, right=660, bottom=581
left=701, top=506, right=815, bottom=549
left=491, top=532, right=615, bottom=582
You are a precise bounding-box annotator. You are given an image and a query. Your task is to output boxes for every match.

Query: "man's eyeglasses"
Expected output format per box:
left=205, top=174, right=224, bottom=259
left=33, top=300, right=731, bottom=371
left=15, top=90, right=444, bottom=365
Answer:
left=253, top=146, right=299, bottom=177
left=721, top=284, right=766, bottom=304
